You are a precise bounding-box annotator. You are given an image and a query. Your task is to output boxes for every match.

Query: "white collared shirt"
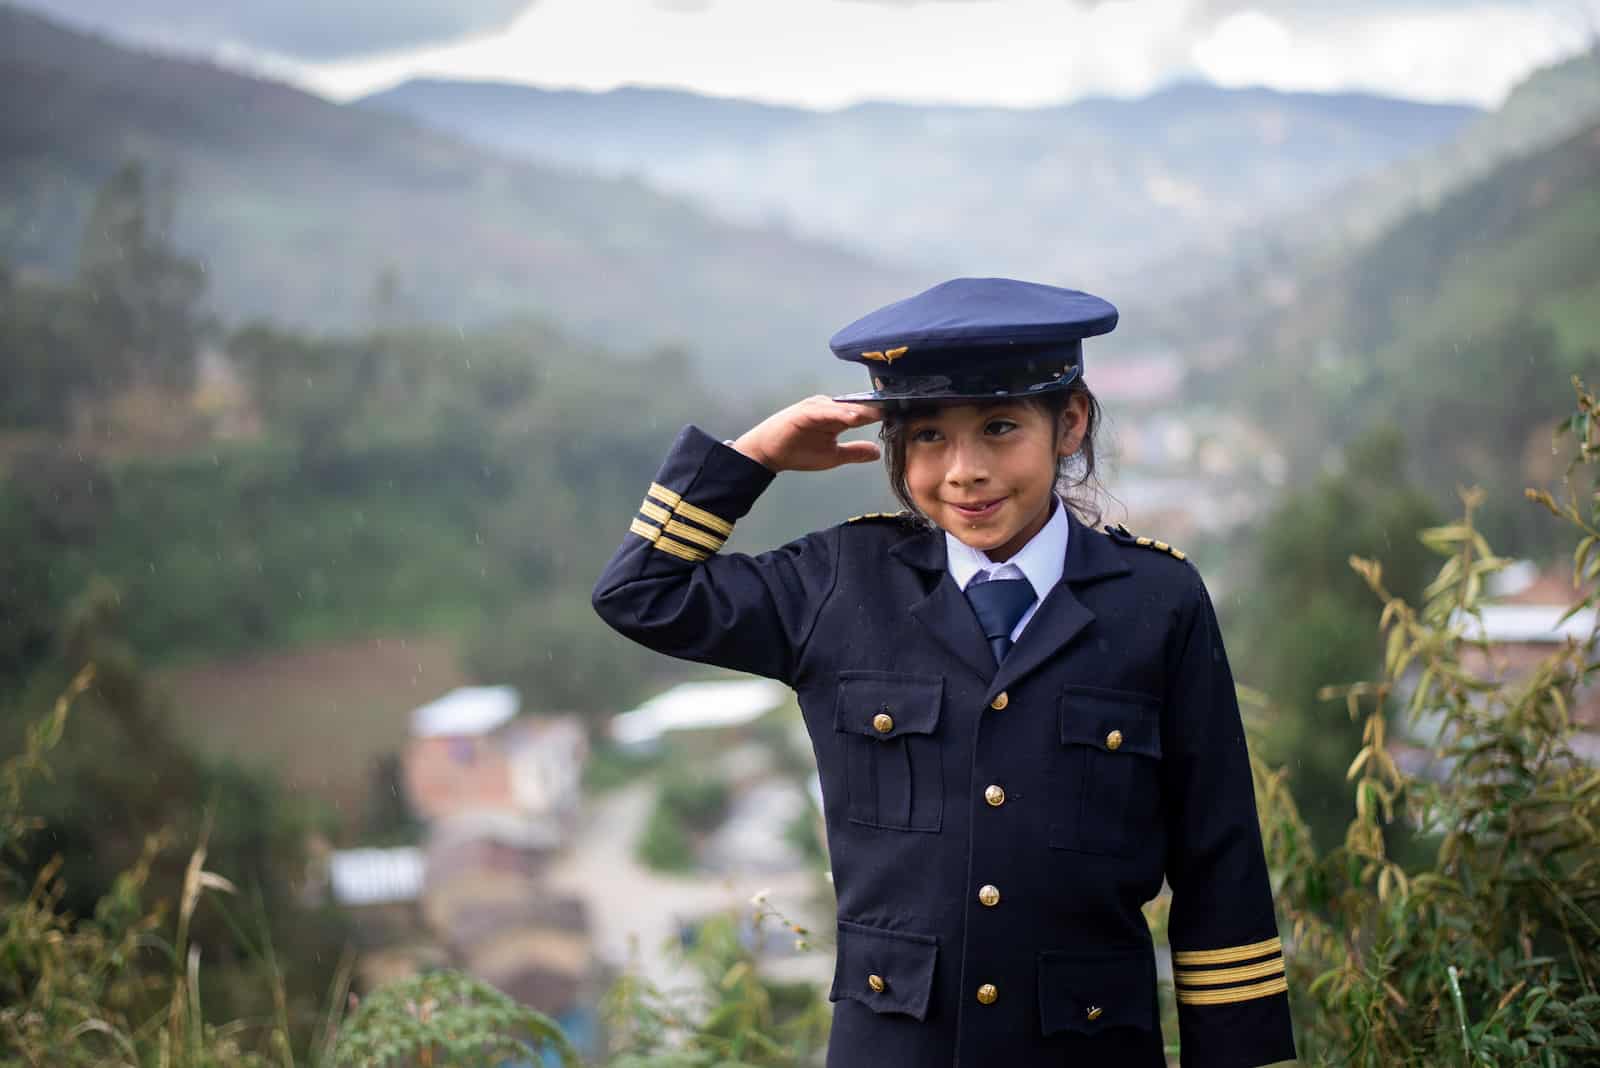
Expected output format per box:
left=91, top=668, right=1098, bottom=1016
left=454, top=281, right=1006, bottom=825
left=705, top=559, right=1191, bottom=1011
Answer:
left=944, top=496, right=1070, bottom=641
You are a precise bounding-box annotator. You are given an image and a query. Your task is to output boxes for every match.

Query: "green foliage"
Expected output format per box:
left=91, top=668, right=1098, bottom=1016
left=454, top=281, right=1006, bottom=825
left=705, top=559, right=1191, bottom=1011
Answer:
left=1240, top=424, right=1440, bottom=848
left=1254, top=379, right=1600, bottom=1065
left=658, top=770, right=731, bottom=834
left=0, top=667, right=321, bottom=1068
left=635, top=801, right=697, bottom=874
left=332, top=970, right=578, bottom=1068
left=635, top=767, right=731, bottom=873
left=602, top=911, right=829, bottom=1067
left=76, top=161, right=207, bottom=394
left=2, top=585, right=349, bottom=1056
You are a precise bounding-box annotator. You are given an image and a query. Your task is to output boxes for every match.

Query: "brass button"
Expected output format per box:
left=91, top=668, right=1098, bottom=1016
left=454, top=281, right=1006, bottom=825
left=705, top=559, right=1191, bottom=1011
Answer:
left=873, top=712, right=894, bottom=733
left=978, top=884, right=1000, bottom=907
left=984, top=784, right=1006, bottom=807
left=868, top=974, right=886, bottom=993
left=976, top=983, right=998, bottom=1005
left=1087, top=1005, right=1103, bottom=1020
left=1105, top=729, right=1123, bottom=751
left=989, top=691, right=1009, bottom=711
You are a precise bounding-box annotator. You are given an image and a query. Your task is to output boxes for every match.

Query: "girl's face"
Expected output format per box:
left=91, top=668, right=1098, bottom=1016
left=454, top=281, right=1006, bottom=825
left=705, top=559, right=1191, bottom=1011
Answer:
left=902, top=396, right=1086, bottom=562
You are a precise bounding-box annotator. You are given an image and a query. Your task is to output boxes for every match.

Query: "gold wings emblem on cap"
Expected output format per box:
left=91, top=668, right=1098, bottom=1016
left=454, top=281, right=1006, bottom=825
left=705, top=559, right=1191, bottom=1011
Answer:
left=861, top=346, right=908, bottom=364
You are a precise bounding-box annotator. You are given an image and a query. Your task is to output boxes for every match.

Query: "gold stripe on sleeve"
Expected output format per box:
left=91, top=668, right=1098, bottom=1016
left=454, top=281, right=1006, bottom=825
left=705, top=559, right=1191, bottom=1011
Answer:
left=1175, top=958, right=1285, bottom=987
left=629, top=518, right=662, bottom=543
left=663, top=519, right=725, bottom=552
left=647, top=482, right=683, bottom=508
left=639, top=499, right=673, bottom=525
left=672, top=499, right=734, bottom=537
left=1173, top=937, right=1282, bottom=967
left=653, top=534, right=709, bottom=563
left=1175, top=975, right=1288, bottom=1006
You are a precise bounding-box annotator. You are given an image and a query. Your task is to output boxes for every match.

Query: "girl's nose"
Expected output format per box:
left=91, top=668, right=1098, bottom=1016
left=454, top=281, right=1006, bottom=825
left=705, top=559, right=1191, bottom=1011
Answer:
left=946, top=440, right=988, bottom=485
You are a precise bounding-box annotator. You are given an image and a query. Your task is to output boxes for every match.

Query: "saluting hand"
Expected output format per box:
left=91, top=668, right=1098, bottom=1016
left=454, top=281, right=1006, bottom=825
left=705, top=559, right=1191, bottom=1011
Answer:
left=732, top=395, right=883, bottom=473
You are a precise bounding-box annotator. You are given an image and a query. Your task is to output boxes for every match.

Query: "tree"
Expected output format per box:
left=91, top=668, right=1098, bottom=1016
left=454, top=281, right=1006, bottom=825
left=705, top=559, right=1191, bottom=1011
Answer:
left=76, top=161, right=206, bottom=393
left=1238, top=425, right=1440, bottom=849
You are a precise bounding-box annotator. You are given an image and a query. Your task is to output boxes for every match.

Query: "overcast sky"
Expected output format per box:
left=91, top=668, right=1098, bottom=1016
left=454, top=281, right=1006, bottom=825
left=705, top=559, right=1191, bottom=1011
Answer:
left=33, top=0, right=1600, bottom=108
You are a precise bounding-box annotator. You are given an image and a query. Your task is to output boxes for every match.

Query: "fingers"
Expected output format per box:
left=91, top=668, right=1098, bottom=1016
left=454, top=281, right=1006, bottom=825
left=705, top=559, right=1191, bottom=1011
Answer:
left=834, top=440, right=882, bottom=465
left=796, top=396, right=883, bottom=431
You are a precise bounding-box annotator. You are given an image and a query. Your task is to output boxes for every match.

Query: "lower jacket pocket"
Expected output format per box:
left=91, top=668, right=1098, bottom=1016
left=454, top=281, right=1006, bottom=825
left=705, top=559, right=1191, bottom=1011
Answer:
left=828, top=919, right=939, bottom=1021
left=1037, top=945, right=1158, bottom=1038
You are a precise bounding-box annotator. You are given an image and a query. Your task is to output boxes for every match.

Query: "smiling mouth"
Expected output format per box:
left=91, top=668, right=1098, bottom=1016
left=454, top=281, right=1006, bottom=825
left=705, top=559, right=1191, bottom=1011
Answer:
left=949, top=497, right=1006, bottom=519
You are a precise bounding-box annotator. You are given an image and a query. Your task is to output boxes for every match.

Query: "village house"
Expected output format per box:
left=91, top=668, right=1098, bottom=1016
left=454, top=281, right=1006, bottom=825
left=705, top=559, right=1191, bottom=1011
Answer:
left=1397, top=560, right=1600, bottom=767
left=402, top=685, right=589, bottom=840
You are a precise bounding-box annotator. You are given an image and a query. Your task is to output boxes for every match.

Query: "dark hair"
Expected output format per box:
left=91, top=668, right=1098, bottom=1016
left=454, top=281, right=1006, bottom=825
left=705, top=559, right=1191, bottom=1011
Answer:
left=877, top=380, right=1105, bottom=528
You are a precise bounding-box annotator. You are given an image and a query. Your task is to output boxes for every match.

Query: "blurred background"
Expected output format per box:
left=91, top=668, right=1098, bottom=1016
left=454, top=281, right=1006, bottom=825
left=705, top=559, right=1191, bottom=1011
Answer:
left=2, top=0, right=1599, bottom=1063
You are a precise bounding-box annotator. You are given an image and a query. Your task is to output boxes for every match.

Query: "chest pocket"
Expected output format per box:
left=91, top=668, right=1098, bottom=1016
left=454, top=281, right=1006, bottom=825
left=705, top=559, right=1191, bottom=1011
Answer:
left=833, top=671, right=944, bottom=833
left=1048, top=685, right=1163, bottom=856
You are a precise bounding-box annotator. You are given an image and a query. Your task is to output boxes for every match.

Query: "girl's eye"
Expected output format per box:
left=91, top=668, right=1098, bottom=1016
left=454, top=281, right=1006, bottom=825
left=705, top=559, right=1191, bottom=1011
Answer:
left=910, top=427, right=943, bottom=444
left=985, top=419, right=1019, bottom=436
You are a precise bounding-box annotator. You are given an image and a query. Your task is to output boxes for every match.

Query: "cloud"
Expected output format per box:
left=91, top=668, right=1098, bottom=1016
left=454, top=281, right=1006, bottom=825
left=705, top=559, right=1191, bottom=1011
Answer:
left=31, top=0, right=537, bottom=61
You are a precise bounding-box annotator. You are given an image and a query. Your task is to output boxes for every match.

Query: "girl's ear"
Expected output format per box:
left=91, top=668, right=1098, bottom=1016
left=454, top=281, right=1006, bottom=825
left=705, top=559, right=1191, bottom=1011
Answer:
left=1056, top=393, right=1089, bottom=458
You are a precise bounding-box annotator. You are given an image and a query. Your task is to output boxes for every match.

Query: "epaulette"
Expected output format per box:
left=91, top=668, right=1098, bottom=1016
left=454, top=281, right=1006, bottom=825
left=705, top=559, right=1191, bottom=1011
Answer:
left=845, top=510, right=918, bottom=525
left=1104, top=522, right=1188, bottom=562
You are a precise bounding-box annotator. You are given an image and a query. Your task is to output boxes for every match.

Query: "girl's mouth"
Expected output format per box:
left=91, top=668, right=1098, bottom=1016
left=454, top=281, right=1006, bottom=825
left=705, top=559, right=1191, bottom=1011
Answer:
left=950, top=497, right=1006, bottom=520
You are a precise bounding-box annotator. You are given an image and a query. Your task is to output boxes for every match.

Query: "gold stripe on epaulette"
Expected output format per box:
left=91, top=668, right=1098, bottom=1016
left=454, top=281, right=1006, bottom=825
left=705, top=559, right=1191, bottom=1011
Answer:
left=1173, top=936, right=1282, bottom=967
left=1129, top=532, right=1187, bottom=562
left=1175, top=958, right=1285, bottom=987
left=846, top=511, right=912, bottom=523
left=672, top=499, right=734, bottom=537
left=647, top=482, right=683, bottom=508
left=653, top=534, right=709, bottom=563
left=1175, top=975, right=1288, bottom=1006
left=664, top=519, right=725, bottom=552
left=639, top=499, right=672, bottom=525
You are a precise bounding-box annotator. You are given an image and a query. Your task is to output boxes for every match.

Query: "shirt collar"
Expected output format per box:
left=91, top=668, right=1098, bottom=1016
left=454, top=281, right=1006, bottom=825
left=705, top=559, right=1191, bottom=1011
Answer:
left=944, top=495, right=1070, bottom=594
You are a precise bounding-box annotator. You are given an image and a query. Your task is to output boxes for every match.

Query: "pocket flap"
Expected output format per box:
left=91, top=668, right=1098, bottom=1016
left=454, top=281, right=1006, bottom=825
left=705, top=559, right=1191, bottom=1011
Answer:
left=1058, top=686, right=1162, bottom=759
left=829, top=920, right=939, bottom=1021
left=835, top=671, right=943, bottom=740
left=1037, top=947, right=1156, bottom=1037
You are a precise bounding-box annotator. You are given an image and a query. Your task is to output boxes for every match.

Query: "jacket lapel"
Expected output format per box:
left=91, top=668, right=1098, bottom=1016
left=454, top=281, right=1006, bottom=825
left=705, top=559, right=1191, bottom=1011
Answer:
left=890, top=528, right=996, bottom=681
left=990, top=509, right=1132, bottom=695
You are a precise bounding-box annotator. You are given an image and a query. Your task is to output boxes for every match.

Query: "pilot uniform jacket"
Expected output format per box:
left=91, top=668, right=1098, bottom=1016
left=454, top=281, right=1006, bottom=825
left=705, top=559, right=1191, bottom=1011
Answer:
left=592, top=426, right=1297, bottom=1068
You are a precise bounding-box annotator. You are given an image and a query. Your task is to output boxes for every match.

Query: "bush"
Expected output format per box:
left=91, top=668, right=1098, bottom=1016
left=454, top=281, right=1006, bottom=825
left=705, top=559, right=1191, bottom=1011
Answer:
left=636, top=800, right=697, bottom=874
left=1254, top=377, right=1600, bottom=1065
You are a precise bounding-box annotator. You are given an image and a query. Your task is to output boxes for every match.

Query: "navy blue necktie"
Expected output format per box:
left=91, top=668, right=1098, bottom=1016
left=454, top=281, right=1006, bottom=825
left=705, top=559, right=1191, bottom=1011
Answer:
left=964, top=577, right=1037, bottom=665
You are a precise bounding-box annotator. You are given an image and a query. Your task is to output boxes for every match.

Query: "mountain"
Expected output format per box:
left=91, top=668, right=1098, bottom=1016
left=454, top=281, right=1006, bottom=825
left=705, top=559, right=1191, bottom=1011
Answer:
left=1183, top=48, right=1600, bottom=286
left=0, top=4, right=922, bottom=379
left=359, top=78, right=1480, bottom=286
left=1182, top=114, right=1600, bottom=554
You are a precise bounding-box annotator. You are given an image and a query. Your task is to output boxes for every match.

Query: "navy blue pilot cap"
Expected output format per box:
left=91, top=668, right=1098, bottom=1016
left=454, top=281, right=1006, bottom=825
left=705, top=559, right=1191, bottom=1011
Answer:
left=829, top=277, right=1118, bottom=404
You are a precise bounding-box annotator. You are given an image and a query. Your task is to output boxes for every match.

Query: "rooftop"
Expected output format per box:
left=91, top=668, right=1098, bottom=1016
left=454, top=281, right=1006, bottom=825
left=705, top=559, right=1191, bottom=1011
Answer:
left=329, top=847, right=425, bottom=907
left=411, top=685, right=520, bottom=738
left=610, top=678, right=786, bottom=747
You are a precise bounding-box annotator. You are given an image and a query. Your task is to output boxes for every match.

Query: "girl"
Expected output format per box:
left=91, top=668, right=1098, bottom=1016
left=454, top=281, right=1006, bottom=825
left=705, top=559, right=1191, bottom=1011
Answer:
left=592, top=278, right=1295, bottom=1068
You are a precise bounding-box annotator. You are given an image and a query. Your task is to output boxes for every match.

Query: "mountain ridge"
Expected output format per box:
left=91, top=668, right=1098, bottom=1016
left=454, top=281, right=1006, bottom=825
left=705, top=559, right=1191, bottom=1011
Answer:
left=359, top=74, right=1482, bottom=285
left=0, top=2, right=922, bottom=381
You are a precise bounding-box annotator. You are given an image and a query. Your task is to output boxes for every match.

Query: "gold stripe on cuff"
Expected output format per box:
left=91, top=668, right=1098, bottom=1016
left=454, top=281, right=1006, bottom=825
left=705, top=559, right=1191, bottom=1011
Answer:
left=647, top=482, right=682, bottom=508
left=1176, top=975, right=1288, bottom=1006
left=664, top=519, right=725, bottom=552
left=629, top=518, right=662, bottom=542
left=1173, top=937, right=1282, bottom=967
left=1175, top=958, right=1285, bottom=987
left=653, top=534, right=709, bottom=563
left=639, top=499, right=672, bottom=525
left=673, top=499, right=734, bottom=537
